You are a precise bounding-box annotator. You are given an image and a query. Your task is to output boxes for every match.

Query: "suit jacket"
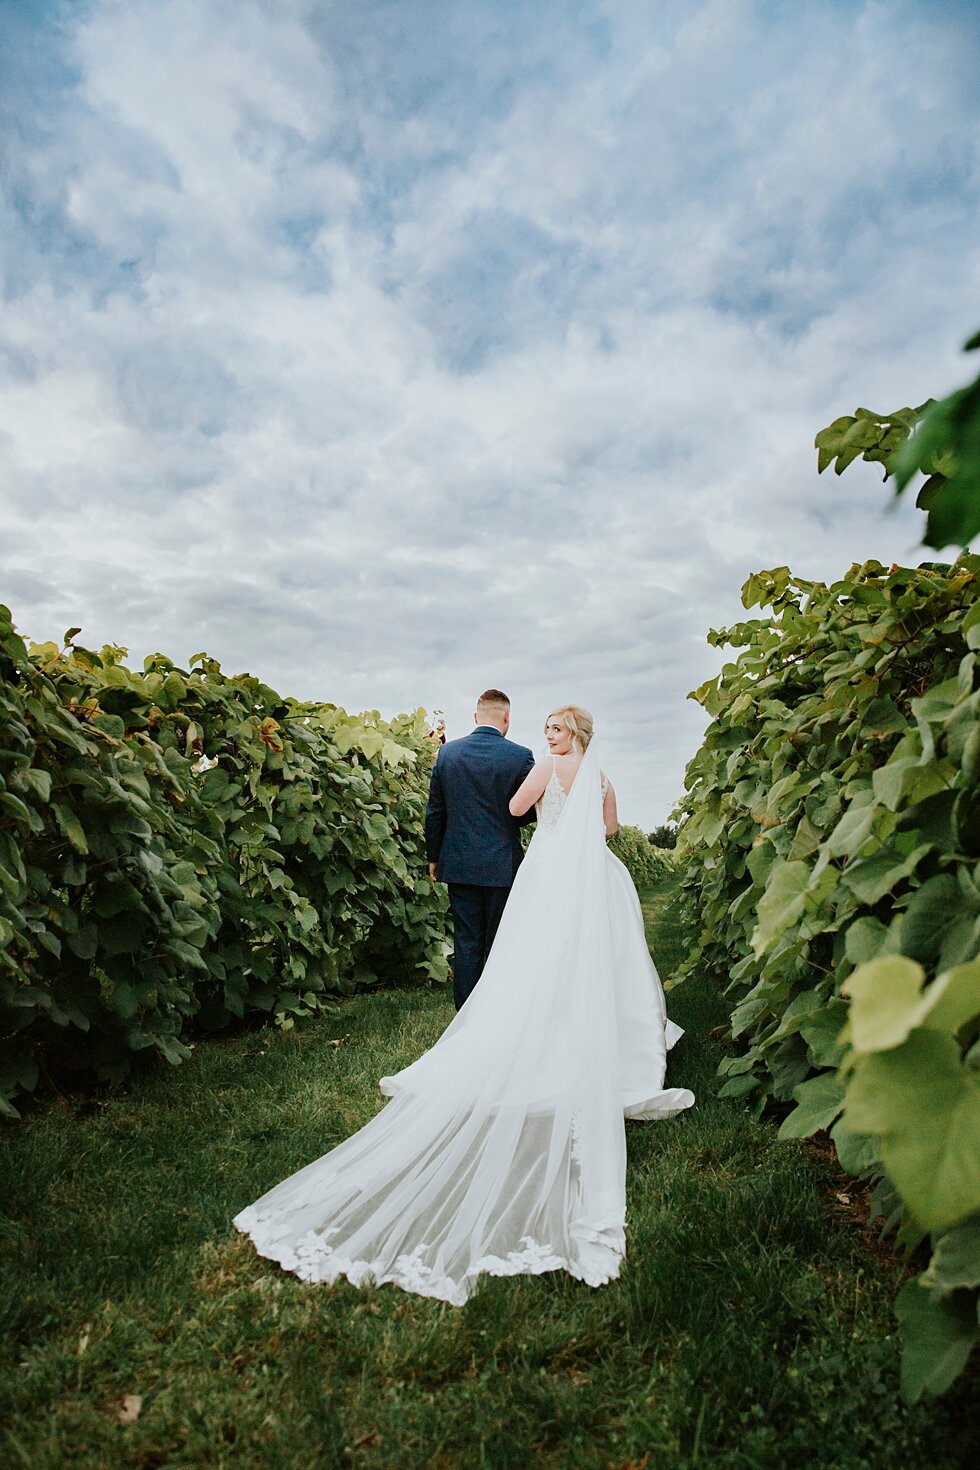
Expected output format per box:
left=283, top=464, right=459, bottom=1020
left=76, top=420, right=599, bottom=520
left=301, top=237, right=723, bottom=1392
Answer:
left=425, top=727, right=536, bottom=887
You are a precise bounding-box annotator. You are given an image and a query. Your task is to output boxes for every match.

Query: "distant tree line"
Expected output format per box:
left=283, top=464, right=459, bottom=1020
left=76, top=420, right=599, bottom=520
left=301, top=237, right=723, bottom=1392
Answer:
left=647, top=823, right=677, bottom=850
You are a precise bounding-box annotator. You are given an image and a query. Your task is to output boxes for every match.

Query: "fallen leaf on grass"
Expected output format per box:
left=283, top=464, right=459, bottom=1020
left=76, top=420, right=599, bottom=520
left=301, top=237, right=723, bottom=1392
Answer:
left=117, top=1394, right=143, bottom=1424
left=353, top=1429, right=381, bottom=1448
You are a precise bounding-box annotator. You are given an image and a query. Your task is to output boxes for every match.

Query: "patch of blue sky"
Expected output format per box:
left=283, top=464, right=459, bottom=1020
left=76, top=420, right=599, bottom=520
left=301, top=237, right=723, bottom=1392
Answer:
left=0, top=0, right=85, bottom=135
left=306, top=0, right=610, bottom=160
left=421, top=213, right=596, bottom=371
left=2, top=40, right=176, bottom=304
left=2, top=174, right=155, bottom=308
left=274, top=213, right=333, bottom=294
left=114, top=336, right=241, bottom=439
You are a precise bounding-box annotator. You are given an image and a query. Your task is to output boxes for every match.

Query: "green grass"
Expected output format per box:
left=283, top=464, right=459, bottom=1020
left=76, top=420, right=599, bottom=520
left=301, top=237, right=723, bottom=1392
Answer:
left=1, top=879, right=975, bottom=1469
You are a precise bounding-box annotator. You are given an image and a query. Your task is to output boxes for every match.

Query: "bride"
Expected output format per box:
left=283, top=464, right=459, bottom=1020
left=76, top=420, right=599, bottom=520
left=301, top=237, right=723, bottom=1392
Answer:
left=233, top=704, right=694, bottom=1304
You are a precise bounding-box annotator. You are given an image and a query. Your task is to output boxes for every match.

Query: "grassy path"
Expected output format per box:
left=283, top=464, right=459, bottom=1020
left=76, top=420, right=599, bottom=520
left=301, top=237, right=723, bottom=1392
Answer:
left=1, top=881, right=974, bottom=1469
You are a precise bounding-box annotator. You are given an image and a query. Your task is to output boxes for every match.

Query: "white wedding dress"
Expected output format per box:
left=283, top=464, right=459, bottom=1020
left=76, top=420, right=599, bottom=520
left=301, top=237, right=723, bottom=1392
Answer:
left=233, top=741, right=694, bottom=1304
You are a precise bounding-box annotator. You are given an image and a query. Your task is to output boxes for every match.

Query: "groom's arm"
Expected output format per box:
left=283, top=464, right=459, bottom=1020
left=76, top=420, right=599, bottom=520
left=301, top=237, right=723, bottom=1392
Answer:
left=425, top=757, right=447, bottom=878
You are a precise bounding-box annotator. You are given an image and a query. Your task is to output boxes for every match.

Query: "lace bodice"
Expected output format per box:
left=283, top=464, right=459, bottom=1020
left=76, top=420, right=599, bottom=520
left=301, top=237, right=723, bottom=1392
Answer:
left=536, top=759, right=608, bottom=833
left=536, top=769, right=567, bottom=832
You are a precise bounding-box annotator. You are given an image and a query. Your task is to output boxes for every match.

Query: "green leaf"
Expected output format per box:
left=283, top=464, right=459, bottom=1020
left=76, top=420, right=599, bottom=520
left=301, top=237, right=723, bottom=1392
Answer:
left=296, top=905, right=319, bottom=934
left=844, top=915, right=900, bottom=967
left=67, top=925, right=98, bottom=959
left=839, top=842, right=930, bottom=905
left=778, top=1072, right=845, bottom=1139
left=871, top=760, right=948, bottom=813
left=798, top=999, right=850, bottom=1068
left=745, top=841, right=777, bottom=887
left=895, top=1276, right=980, bottom=1403
left=911, top=677, right=963, bottom=725
left=51, top=802, right=89, bottom=854
left=922, top=1222, right=980, bottom=1291
left=787, top=815, right=823, bottom=860
left=729, top=996, right=771, bottom=1040
left=0, top=790, right=32, bottom=826
left=826, top=803, right=876, bottom=859
left=901, top=875, right=966, bottom=962
left=92, top=713, right=126, bottom=738
left=751, top=861, right=810, bottom=957
left=924, top=959, right=980, bottom=1034
left=843, top=956, right=930, bottom=1052
left=717, top=1073, right=760, bottom=1100
left=18, top=767, right=52, bottom=803
left=770, top=988, right=825, bottom=1042
left=860, top=697, right=908, bottom=737
left=925, top=477, right=980, bottom=551
left=110, top=982, right=139, bottom=1020
left=954, top=787, right=980, bottom=857
left=159, top=671, right=187, bottom=711
left=170, top=939, right=208, bottom=971
left=156, top=1034, right=192, bottom=1066
left=844, top=1029, right=980, bottom=1231
left=829, top=1119, right=879, bottom=1174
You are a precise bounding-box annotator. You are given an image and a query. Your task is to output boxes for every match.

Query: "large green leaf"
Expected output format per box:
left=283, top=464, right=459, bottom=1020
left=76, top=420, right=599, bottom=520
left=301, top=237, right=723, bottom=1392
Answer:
left=777, top=1072, right=845, bottom=1139
left=798, top=999, right=850, bottom=1068
left=51, top=801, right=89, bottom=854
left=871, top=760, right=947, bottom=813
left=751, top=861, right=810, bottom=957
left=829, top=1119, right=879, bottom=1174
left=843, top=914, right=901, bottom=966
left=922, top=1222, right=980, bottom=1290
left=895, top=1276, right=980, bottom=1403
left=901, top=875, right=969, bottom=962
left=844, top=1029, right=980, bottom=1231
left=843, top=956, right=931, bottom=1052
left=910, top=677, right=964, bottom=725
left=839, top=842, right=930, bottom=905
left=826, top=803, right=876, bottom=859
left=924, top=958, right=980, bottom=1033
left=860, top=696, right=908, bottom=737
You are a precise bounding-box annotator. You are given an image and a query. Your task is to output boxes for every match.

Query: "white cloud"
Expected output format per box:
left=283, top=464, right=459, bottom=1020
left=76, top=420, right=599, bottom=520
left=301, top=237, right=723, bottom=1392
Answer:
left=1, top=0, right=978, bottom=825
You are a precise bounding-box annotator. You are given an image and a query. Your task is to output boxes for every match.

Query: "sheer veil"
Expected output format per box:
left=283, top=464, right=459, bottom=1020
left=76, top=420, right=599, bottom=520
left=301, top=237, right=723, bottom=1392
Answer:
left=234, top=737, right=693, bottom=1304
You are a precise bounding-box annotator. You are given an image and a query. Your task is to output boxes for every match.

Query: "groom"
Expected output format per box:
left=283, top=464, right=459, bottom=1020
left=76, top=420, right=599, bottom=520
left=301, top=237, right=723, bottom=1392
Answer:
left=425, top=689, right=536, bottom=1010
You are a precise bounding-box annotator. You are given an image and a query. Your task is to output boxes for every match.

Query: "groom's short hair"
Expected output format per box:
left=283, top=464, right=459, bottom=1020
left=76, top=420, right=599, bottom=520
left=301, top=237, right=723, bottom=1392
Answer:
left=477, top=688, right=510, bottom=713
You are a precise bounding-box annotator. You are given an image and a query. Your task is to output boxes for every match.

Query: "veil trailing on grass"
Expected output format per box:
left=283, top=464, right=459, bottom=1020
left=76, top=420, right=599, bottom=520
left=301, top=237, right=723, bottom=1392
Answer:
left=234, top=739, right=693, bottom=1304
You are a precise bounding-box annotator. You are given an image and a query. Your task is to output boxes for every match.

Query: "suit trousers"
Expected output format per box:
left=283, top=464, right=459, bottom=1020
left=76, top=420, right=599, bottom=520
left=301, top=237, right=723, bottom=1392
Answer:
left=447, top=883, right=510, bottom=1011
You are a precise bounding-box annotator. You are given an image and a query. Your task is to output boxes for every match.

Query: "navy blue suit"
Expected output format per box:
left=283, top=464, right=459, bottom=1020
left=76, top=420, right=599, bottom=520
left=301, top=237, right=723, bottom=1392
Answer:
left=425, top=727, right=536, bottom=1009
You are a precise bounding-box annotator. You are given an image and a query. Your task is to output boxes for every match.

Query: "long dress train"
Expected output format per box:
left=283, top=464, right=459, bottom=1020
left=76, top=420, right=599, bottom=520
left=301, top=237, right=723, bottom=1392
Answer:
left=233, top=741, right=694, bottom=1304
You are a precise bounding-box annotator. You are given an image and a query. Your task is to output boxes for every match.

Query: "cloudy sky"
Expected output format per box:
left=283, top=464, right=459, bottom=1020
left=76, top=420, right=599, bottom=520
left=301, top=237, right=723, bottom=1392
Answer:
left=2, top=0, right=979, bottom=826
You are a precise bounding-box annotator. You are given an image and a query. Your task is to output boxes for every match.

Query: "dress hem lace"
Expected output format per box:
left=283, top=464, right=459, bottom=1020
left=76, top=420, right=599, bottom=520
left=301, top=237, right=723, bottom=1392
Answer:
left=233, top=1207, right=624, bottom=1306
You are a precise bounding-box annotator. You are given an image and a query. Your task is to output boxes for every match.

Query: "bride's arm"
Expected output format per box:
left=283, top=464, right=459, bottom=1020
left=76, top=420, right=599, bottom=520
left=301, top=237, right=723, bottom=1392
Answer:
left=602, top=778, right=619, bottom=837
left=509, top=759, right=552, bottom=817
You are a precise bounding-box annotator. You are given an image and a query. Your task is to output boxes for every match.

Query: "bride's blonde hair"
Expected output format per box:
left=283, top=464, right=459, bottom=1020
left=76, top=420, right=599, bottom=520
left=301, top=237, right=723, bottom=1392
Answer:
left=546, top=705, right=594, bottom=752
